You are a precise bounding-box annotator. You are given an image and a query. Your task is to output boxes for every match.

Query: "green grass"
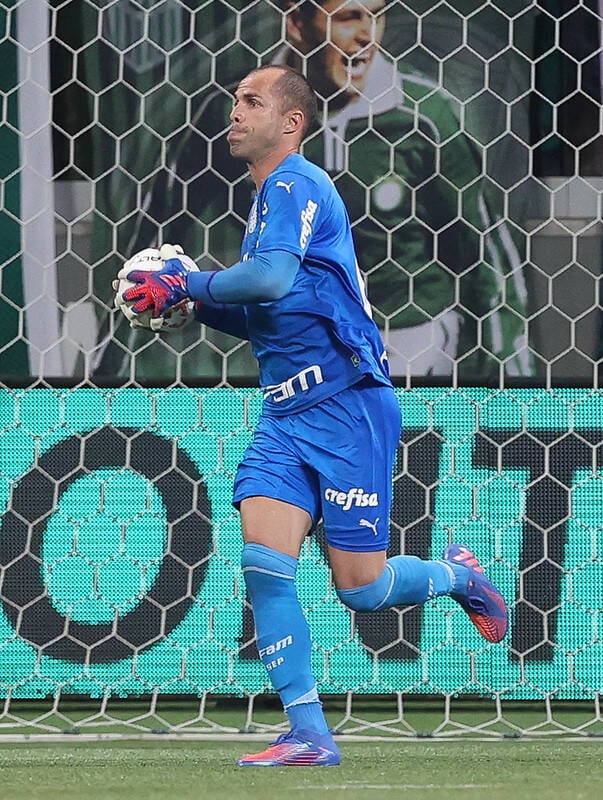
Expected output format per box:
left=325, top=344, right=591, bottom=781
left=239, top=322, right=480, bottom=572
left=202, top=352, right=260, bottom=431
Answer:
left=0, top=740, right=602, bottom=800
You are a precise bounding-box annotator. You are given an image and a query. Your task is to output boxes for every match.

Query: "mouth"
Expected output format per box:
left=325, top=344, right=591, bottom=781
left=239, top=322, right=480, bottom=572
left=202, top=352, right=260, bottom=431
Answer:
left=227, top=128, right=246, bottom=143
left=344, top=50, right=374, bottom=80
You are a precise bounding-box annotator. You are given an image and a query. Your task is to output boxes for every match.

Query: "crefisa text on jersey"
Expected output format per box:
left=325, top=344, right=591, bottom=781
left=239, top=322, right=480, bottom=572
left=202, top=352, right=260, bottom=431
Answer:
left=299, top=198, right=318, bottom=248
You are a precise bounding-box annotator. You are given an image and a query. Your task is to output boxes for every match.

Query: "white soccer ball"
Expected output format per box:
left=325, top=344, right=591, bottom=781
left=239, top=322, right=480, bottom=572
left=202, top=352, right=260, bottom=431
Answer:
left=114, top=245, right=199, bottom=332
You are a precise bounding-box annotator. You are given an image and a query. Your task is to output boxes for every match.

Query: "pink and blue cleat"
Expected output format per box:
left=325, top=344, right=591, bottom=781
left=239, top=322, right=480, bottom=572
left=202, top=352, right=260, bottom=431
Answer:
left=237, top=728, right=341, bottom=767
left=443, top=543, right=508, bottom=643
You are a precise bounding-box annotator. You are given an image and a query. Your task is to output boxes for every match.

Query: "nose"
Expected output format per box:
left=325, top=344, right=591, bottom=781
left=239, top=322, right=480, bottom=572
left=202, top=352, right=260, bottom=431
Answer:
left=230, top=103, right=242, bottom=123
left=356, top=13, right=373, bottom=45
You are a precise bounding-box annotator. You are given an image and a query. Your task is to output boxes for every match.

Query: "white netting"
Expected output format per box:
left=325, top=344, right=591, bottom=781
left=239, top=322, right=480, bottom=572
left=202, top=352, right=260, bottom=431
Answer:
left=1, top=0, right=602, bottom=384
left=1, top=0, right=603, bottom=738
left=1, top=386, right=603, bottom=738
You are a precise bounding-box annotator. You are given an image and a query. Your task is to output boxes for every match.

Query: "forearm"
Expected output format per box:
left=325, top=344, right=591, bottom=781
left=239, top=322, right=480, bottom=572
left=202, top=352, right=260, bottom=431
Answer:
left=187, top=250, right=299, bottom=304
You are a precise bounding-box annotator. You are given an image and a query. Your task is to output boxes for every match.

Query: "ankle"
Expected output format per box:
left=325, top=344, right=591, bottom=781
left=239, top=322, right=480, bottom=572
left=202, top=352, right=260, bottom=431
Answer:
left=286, top=698, right=329, bottom=734
left=444, top=560, right=470, bottom=593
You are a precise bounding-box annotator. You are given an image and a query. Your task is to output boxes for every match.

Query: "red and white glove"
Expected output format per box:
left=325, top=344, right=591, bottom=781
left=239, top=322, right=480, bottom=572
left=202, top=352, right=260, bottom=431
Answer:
left=113, top=244, right=198, bottom=331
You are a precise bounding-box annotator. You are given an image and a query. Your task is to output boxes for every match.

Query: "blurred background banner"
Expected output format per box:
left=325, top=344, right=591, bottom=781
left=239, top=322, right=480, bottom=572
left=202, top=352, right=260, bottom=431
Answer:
left=88, top=0, right=537, bottom=382
left=0, top=0, right=26, bottom=374
left=1, top=385, right=602, bottom=700
left=1, top=0, right=599, bottom=383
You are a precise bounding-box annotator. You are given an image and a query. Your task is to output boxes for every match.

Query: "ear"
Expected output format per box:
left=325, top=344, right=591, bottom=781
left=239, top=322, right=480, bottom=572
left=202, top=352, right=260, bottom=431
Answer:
left=283, top=109, right=305, bottom=137
left=285, top=8, right=305, bottom=47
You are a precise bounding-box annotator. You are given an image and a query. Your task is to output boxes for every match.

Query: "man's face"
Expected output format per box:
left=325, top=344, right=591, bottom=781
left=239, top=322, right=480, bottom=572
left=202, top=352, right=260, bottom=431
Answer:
left=288, top=0, right=386, bottom=103
left=227, top=69, right=288, bottom=164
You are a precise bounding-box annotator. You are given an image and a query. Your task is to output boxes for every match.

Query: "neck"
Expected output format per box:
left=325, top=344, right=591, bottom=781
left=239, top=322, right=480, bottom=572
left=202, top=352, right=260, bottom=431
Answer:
left=249, top=146, right=298, bottom=190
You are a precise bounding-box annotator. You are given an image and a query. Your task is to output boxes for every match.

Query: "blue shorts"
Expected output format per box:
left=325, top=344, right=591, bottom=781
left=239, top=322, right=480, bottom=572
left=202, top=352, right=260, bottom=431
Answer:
left=233, top=379, right=402, bottom=552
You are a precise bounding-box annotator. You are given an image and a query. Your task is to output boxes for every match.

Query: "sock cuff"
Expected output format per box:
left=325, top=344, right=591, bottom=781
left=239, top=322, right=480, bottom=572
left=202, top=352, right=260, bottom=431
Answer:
left=439, top=558, right=469, bottom=593
left=241, top=542, right=298, bottom=578
left=283, top=686, right=320, bottom=709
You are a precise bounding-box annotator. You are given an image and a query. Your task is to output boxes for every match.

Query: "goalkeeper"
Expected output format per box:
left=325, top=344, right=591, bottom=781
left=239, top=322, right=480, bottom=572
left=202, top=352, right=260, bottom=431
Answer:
left=118, top=65, right=508, bottom=767
left=101, top=0, right=531, bottom=380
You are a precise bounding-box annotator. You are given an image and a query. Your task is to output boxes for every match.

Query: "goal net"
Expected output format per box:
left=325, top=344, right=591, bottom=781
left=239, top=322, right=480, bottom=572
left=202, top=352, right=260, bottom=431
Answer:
left=0, top=0, right=602, bottom=739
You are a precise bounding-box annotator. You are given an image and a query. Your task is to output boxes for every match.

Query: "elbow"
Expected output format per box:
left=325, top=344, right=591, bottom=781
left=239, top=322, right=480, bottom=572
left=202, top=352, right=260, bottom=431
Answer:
left=255, top=278, right=289, bottom=303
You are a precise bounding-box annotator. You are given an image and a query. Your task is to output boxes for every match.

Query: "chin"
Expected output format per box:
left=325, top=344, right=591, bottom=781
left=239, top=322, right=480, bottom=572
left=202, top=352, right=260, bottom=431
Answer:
left=338, top=72, right=367, bottom=96
left=342, top=80, right=365, bottom=99
left=229, top=143, right=246, bottom=159
left=349, top=77, right=367, bottom=91
left=320, top=75, right=352, bottom=100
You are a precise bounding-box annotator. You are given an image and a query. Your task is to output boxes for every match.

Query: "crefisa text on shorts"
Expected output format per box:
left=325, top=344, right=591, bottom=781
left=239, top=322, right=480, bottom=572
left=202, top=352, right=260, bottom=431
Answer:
left=324, top=487, right=379, bottom=511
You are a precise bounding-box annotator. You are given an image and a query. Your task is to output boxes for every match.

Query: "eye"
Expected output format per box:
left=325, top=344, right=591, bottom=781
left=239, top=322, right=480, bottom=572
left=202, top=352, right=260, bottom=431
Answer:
left=333, top=11, right=361, bottom=22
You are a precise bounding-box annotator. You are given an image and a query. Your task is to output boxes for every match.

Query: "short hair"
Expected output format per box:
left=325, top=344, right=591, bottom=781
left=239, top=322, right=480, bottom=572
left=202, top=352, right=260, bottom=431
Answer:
left=251, top=64, right=318, bottom=138
left=274, top=0, right=327, bottom=20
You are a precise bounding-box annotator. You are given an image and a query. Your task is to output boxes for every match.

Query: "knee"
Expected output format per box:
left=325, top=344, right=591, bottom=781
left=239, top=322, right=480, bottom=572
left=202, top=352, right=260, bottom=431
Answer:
left=241, top=542, right=297, bottom=596
left=336, top=565, right=393, bottom=612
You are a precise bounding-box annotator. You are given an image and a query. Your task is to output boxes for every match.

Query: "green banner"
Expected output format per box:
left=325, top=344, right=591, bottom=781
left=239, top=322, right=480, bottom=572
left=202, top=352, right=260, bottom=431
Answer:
left=0, top=386, right=602, bottom=700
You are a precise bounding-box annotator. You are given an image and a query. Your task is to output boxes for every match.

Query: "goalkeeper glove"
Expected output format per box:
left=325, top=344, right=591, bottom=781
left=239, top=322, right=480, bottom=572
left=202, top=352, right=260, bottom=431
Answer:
left=121, top=248, right=191, bottom=317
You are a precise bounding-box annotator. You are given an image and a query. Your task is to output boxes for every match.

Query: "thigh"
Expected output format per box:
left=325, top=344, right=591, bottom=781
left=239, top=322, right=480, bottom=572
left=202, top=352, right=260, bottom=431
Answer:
left=233, top=413, right=321, bottom=524
left=327, top=545, right=387, bottom=590
left=301, top=380, right=402, bottom=553
left=240, top=496, right=313, bottom=558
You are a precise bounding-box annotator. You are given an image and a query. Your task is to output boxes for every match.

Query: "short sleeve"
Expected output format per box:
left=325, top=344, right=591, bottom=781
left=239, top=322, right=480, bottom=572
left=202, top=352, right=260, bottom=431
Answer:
left=256, top=172, right=321, bottom=259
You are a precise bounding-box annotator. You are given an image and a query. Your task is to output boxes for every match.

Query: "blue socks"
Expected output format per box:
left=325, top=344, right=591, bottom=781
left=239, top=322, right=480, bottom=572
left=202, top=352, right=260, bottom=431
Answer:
left=336, top=555, right=456, bottom=612
left=243, top=543, right=464, bottom=731
left=241, top=543, right=328, bottom=734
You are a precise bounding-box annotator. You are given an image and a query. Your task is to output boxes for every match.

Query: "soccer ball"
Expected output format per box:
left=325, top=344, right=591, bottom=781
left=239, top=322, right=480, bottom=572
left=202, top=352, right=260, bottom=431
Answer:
left=114, top=245, right=199, bottom=332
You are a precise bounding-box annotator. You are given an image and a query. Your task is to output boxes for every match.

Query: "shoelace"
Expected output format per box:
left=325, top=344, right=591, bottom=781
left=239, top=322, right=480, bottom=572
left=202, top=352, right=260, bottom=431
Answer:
left=452, top=548, right=484, bottom=574
left=271, top=730, right=303, bottom=746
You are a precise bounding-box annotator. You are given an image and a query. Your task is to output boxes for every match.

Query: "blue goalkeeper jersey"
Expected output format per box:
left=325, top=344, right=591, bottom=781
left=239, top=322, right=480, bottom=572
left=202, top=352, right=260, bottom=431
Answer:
left=241, top=153, right=391, bottom=415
